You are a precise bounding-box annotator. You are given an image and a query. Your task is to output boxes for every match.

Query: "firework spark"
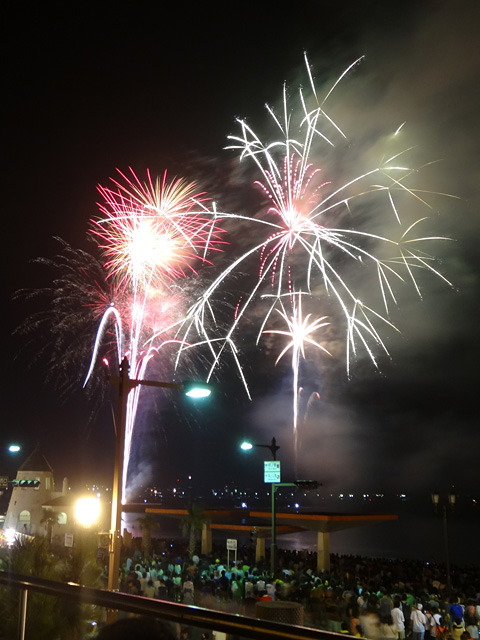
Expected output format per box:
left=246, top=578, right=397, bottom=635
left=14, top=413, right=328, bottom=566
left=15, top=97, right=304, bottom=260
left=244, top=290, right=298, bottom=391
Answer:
left=263, top=293, right=330, bottom=469
left=86, top=168, right=226, bottom=500
left=168, top=55, right=453, bottom=463
left=20, top=56, right=454, bottom=488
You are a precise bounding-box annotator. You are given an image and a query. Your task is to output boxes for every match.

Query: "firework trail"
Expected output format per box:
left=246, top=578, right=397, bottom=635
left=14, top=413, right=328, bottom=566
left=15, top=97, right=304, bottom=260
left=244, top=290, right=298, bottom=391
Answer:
left=85, top=168, right=226, bottom=500
left=167, top=55, right=453, bottom=466
left=263, top=293, right=330, bottom=473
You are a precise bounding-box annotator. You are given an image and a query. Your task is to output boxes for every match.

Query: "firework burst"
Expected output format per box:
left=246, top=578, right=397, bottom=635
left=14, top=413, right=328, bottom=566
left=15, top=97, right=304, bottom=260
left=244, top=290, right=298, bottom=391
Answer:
left=263, top=293, right=330, bottom=471
left=169, top=55, right=454, bottom=465
left=92, top=168, right=225, bottom=290
left=86, top=168, right=226, bottom=500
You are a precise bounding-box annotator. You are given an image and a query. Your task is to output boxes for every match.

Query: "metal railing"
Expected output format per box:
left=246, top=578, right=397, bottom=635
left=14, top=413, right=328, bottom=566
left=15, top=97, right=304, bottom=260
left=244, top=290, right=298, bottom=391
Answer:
left=0, top=571, right=340, bottom=639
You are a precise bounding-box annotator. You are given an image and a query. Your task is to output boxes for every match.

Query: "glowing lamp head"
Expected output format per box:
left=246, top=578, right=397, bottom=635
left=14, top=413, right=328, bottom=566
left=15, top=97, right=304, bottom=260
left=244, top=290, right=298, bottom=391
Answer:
left=75, top=497, right=100, bottom=528
left=5, top=528, right=16, bottom=547
left=240, top=441, right=253, bottom=451
left=183, top=381, right=211, bottom=399
left=8, top=445, right=21, bottom=453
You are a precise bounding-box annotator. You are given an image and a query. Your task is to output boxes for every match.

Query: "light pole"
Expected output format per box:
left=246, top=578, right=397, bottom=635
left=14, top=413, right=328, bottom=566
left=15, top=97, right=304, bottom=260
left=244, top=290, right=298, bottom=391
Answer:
left=240, top=438, right=318, bottom=577
left=107, top=356, right=211, bottom=594
left=241, top=438, right=279, bottom=576
left=431, top=491, right=455, bottom=595
left=240, top=437, right=280, bottom=461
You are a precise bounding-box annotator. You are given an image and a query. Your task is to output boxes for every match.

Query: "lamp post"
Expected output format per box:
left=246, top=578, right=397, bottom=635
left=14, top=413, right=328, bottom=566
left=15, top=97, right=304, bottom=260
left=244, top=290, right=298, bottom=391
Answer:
left=7, top=444, right=21, bottom=454
left=240, top=437, right=280, bottom=461
left=241, top=437, right=319, bottom=577
left=75, top=496, right=101, bottom=529
left=241, top=438, right=279, bottom=576
left=108, top=356, right=211, bottom=594
left=431, top=491, right=455, bottom=595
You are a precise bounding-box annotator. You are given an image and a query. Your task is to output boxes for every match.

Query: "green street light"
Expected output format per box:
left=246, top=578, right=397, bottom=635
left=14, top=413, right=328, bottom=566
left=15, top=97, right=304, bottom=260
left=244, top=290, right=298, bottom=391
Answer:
left=240, top=436, right=280, bottom=576
left=8, top=445, right=21, bottom=453
left=183, top=381, right=212, bottom=398
left=240, top=437, right=280, bottom=460
left=240, top=438, right=319, bottom=577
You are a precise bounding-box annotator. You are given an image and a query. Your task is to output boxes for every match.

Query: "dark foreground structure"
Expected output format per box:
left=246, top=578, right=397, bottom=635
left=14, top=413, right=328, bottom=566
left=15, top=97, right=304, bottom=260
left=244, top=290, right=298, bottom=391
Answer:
left=0, top=571, right=340, bottom=640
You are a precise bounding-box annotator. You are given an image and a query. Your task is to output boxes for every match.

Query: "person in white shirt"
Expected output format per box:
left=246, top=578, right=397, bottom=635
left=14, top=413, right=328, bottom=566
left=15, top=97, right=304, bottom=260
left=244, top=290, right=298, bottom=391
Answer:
left=392, top=597, right=406, bottom=640
left=411, top=604, right=427, bottom=640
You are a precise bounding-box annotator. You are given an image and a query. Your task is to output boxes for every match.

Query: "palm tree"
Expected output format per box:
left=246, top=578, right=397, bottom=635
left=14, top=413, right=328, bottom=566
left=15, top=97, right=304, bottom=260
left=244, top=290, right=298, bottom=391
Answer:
left=181, top=505, right=209, bottom=557
left=40, top=512, right=59, bottom=543
left=137, top=514, right=157, bottom=560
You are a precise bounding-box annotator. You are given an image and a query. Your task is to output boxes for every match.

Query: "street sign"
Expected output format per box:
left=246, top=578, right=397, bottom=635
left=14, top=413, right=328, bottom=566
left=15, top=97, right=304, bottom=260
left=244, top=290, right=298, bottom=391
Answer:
left=264, top=460, right=281, bottom=483
left=0, top=476, right=9, bottom=489
left=226, top=538, right=237, bottom=550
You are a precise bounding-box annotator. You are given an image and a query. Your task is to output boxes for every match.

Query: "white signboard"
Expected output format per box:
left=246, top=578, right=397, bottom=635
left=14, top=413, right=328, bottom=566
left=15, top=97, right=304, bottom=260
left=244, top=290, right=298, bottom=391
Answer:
left=264, top=460, right=281, bottom=483
left=226, top=538, right=237, bottom=550
left=64, top=533, right=74, bottom=548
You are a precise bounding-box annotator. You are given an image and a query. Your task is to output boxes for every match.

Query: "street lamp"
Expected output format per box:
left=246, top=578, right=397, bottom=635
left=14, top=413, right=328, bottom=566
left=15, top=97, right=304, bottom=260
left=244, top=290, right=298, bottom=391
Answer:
left=8, top=444, right=21, bottom=454
left=241, top=437, right=280, bottom=576
left=431, top=491, right=455, bottom=595
left=107, top=356, right=211, bottom=594
left=75, top=497, right=101, bottom=528
left=240, top=437, right=280, bottom=460
left=240, top=437, right=318, bottom=577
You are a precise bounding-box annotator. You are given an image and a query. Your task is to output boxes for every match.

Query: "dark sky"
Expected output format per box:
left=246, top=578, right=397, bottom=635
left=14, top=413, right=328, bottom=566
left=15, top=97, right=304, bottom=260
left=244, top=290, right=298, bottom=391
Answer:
left=3, top=2, right=480, bottom=500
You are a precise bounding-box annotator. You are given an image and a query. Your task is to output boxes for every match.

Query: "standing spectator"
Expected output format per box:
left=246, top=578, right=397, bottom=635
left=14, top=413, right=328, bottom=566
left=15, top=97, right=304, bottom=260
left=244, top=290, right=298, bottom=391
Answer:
left=156, top=577, right=168, bottom=600
left=217, top=570, right=230, bottom=602
left=143, top=579, right=155, bottom=598
left=360, top=605, right=381, bottom=640
left=182, top=576, right=195, bottom=605
left=465, top=606, right=479, bottom=640
left=436, top=617, right=448, bottom=640
left=467, top=619, right=479, bottom=640
left=380, top=614, right=398, bottom=640
left=450, top=599, right=465, bottom=626
left=256, top=577, right=266, bottom=594
left=392, top=597, right=406, bottom=640
left=411, top=604, right=427, bottom=640
left=425, top=606, right=438, bottom=639
left=452, top=618, right=466, bottom=640
left=380, top=590, right=393, bottom=623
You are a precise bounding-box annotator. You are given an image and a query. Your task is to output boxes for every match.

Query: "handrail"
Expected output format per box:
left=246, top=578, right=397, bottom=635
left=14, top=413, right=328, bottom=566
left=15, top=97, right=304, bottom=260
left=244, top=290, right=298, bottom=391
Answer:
left=0, top=571, right=340, bottom=640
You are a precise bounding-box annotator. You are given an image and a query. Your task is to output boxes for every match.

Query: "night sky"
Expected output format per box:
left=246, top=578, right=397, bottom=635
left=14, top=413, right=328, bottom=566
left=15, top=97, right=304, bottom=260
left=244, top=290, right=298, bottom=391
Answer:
left=3, top=2, right=480, bottom=502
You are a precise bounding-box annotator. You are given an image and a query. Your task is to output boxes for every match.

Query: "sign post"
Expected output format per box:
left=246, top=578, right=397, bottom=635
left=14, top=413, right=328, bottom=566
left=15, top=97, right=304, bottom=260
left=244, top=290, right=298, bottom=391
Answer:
left=263, top=461, right=281, bottom=576
left=226, top=538, right=237, bottom=568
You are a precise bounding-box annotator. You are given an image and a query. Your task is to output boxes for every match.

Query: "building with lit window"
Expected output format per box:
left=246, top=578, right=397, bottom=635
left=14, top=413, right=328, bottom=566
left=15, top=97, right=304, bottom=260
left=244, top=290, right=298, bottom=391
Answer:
left=3, top=449, right=69, bottom=537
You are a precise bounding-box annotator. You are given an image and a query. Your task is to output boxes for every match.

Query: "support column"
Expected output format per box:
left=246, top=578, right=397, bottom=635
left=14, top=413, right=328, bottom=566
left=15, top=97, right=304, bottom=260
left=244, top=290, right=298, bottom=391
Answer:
left=317, top=531, right=330, bottom=572
left=201, top=523, right=212, bottom=555
left=256, top=537, right=265, bottom=563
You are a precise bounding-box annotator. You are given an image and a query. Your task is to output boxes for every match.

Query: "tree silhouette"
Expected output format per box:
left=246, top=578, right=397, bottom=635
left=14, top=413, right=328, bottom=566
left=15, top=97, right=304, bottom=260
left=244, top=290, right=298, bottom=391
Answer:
left=137, top=514, right=157, bottom=560
left=181, top=505, right=209, bottom=557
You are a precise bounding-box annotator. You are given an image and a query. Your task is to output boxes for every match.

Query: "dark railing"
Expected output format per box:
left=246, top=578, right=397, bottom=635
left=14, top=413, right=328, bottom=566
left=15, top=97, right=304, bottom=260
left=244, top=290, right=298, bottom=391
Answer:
left=0, top=571, right=340, bottom=640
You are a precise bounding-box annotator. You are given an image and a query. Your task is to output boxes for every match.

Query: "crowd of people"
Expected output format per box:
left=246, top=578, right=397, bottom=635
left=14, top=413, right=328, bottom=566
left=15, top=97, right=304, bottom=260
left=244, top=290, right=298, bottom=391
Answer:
left=108, top=538, right=480, bottom=638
